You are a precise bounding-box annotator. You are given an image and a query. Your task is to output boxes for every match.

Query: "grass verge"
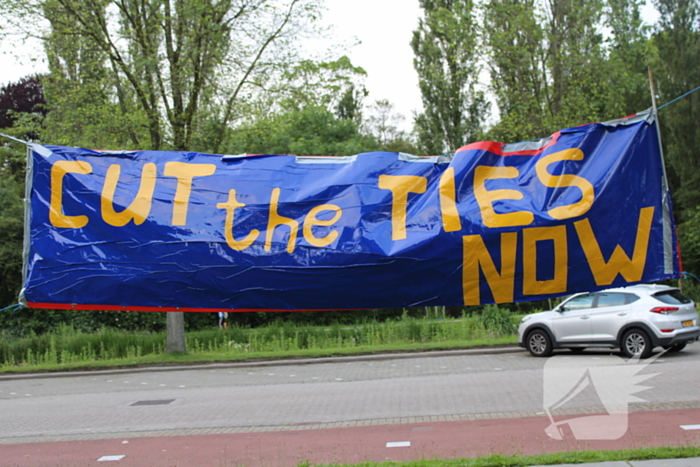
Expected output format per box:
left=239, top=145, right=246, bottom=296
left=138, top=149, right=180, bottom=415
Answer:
left=0, top=314, right=520, bottom=373
left=0, top=336, right=518, bottom=374
left=316, top=446, right=700, bottom=466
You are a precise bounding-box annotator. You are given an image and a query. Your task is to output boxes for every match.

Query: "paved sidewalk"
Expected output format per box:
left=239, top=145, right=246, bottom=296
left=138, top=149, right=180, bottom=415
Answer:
left=0, top=346, right=523, bottom=381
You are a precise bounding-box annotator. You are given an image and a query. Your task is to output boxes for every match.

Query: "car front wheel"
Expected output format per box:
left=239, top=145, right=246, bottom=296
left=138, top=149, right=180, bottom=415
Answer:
left=527, top=329, right=553, bottom=357
left=621, top=329, right=653, bottom=358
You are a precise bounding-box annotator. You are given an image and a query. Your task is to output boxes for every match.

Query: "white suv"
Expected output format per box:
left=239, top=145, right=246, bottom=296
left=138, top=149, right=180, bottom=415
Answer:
left=518, top=284, right=700, bottom=357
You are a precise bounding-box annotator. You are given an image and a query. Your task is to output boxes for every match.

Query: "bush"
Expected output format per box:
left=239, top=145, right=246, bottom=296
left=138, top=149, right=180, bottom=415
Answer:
left=479, top=304, right=517, bottom=336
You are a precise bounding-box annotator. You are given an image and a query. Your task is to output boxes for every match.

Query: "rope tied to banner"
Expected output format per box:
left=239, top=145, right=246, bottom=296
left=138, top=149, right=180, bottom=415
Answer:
left=681, top=271, right=700, bottom=282
left=657, top=85, right=700, bottom=111
left=0, top=304, right=22, bottom=313
left=0, top=132, right=30, bottom=145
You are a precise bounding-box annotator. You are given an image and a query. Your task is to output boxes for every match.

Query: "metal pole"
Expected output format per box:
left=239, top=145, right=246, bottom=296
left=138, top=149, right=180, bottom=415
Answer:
left=648, top=67, right=679, bottom=289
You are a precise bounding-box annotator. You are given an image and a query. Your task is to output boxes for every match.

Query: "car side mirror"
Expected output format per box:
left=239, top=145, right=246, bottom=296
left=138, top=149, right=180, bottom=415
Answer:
left=557, top=305, right=567, bottom=313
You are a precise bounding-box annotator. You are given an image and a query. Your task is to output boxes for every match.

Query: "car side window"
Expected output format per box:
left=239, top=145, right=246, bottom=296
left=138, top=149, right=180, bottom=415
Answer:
left=595, top=292, right=627, bottom=307
left=623, top=293, right=640, bottom=304
left=562, top=293, right=595, bottom=311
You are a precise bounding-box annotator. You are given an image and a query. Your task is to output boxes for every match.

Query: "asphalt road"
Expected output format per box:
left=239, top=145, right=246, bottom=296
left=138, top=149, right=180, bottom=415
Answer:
left=2, top=346, right=700, bottom=443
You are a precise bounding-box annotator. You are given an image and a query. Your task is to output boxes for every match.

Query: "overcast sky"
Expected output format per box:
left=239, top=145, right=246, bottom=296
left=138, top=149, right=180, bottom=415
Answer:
left=0, top=0, right=659, bottom=135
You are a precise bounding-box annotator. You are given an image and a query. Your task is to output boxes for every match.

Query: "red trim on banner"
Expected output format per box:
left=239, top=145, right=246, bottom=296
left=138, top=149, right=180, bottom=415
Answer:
left=456, top=131, right=562, bottom=156
left=26, top=302, right=363, bottom=313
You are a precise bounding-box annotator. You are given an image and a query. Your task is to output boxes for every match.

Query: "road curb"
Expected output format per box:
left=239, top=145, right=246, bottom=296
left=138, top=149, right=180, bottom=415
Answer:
left=0, top=346, right=524, bottom=381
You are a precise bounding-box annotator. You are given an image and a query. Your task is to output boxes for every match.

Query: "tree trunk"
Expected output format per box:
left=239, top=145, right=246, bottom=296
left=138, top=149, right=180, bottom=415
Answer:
left=166, top=312, right=187, bottom=353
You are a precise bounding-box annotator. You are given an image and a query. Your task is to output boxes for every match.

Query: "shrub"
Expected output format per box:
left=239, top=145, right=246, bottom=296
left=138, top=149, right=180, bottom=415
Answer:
left=479, top=304, right=517, bottom=336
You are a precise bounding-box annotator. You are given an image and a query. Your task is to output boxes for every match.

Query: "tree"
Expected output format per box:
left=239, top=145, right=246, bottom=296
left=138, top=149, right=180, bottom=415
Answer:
left=8, top=0, right=324, bottom=153
left=224, top=104, right=377, bottom=156
left=604, top=0, right=651, bottom=116
left=651, top=0, right=700, bottom=213
left=335, top=84, right=366, bottom=123
left=650, top=0, right=700, bottom=276
left=220, top=55, right=373, bottom=155
left=4, top=0, right=323, bottom=352
left=364, top=99, right=419, bottom=154
left=0, top=176, right=24, bottom=308
left=482, top=0, right=644, bottom=143
left=0, top=76, right=47, bottom=309
left=482, top=0, right=547, bottom=142
left=411, top=0, right=489, bottom=154
left=0, top=76, right=47, bottom=131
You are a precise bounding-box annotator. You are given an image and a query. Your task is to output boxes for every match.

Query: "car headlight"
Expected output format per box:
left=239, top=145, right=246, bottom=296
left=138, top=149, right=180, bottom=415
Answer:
left=521, top=316, right=531, bottom=323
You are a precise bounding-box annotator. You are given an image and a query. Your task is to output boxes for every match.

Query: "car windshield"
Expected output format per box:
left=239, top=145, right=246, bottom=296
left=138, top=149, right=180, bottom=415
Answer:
left=652, top=289, right=692, bottom=305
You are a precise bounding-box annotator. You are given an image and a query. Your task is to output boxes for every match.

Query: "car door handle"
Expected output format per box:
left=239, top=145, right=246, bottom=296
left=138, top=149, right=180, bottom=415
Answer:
left=617, top=312, right=627, bottom=316
left=580, top=316, right=590, bottom=320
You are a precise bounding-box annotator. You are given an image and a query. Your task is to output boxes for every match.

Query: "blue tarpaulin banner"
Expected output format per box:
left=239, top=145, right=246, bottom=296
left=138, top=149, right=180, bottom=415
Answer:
left=20, top=111, right=680, bottom=311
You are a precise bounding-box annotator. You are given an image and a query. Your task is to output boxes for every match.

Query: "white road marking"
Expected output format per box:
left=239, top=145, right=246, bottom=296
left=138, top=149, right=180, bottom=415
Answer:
left=97, top=455, right=125, bottom=461
left=386, top=441, right=411, bottom=448
left=680, top=425, right=700, bottom=430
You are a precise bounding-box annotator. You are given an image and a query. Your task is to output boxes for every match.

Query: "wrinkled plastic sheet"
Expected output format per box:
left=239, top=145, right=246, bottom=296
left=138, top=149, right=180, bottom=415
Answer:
left=20, top=114, right=679, bottom=311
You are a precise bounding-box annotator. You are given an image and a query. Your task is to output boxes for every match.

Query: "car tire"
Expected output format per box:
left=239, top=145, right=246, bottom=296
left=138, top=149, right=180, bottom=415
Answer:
left=662, top=343, right=687, bottom=353
left=621, top=328, right=653, bottom=358
left=526, top=329, right=553, bottom=357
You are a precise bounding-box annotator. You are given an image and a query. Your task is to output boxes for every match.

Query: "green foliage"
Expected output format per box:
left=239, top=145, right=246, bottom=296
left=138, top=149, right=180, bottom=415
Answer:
left=605, top=0, right=652, bottom=116
left=0, top=325, right=165, bottom=366
left=15, top=0, right=325, bottom=152
left=336, top=84, right=366, bottom=122
left=224, top=105, right=378, bottom=156
left=298, top=447, right=700, bottom=467
left=479, top=304, right=517, bottom=336
left=0, top=308, right=168, bottom=337
left=412, top=0, right=489, bottom=154
left=482, top=0, right=547, bottom=142
left=678, top=277, right=700, bottom=304
left=364, top=99, right=419, bottom=154
left=0, top=176, right=24, bottom=308
left=278, top=57, right=368, bottom=114
left=0, top=77, right=46, bottom=309
left=651, top=0, right=700, bottom=216
left=0, top=314, right=513, bottom=367
left=483, top=0, right=644, bottom=143
left=678, top=205, right=700, bottom=277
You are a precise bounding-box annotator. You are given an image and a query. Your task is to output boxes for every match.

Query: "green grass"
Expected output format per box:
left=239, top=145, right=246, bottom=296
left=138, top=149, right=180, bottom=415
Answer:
left=0, top=314, right=521, bottom=373
left=312, top=446, right=700, bottom=467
